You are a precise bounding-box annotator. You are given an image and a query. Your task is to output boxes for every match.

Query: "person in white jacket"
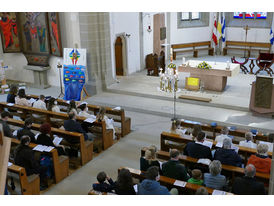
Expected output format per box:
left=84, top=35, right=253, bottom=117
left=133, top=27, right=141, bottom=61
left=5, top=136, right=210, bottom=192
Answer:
left=96, top=106, right=115, bottom=139
left=239, top=132, right=257, bottom=149
left=32, top=95, right=47, bottom=120
left=215, top=126, right=230, bottom=144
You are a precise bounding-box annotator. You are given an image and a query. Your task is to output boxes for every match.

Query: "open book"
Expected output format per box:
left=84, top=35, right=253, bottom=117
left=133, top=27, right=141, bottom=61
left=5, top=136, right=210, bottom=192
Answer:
left=53, top=135, right=63, bottom=146
left=197, top=158, right=211, bottom=165
left=84, top=115, right=97, bottom=124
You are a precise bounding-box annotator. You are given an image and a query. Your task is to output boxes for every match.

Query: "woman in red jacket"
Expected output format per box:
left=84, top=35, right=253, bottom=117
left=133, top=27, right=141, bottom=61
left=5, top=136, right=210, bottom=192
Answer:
left=247, top=144, right=271, bottom=173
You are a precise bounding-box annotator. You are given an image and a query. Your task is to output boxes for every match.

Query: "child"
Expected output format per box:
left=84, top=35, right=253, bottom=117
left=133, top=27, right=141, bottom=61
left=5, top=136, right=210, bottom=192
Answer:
left=187, top=169, right=203, bottom=185
left=92, top=172, right=114, bottom=193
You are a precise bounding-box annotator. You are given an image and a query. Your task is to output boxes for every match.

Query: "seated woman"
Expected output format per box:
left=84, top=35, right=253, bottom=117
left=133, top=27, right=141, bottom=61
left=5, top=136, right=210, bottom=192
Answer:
left=140, top=146, right=161, bottom=173
left=15, top=88, right=31, bottom=107
left=214, top=138, right=242, bottom=167
left=114, top=168, right=136, bottom=195
left=190, top=124, right=202, bottom=141
left=47, top=97, right=63, bottom=128
left=203, top=160, right=227, bottom=190
left=78, top=103, right=95, bottom=119
left=96, top=107, right=116, bottom=139
left=239, top=132, right=257, bottom=149
left=36, top=123, right=66, bottom=156
left=7, top=84, right=18, bottom=103
left=68, top=100, right=78, bottom=115
left=14, top=135, right=48, bottom=190
left=247, top=144, right=271, bottom=173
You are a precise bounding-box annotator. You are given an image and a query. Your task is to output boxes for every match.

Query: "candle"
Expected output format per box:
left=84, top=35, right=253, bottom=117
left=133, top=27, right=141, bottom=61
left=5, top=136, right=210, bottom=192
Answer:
left=170, top=48, right=173, bottom=55
left=226, top=61, right=230, bottom=68
left=182, top=57, right=185, bottom=65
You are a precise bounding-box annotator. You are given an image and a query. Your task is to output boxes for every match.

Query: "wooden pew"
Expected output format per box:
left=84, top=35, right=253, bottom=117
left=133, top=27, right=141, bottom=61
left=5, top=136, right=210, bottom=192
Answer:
left=180, top=119, right=269, bottom=143
left=10, top=138, right=69, bottom=184
left=7, top=164, right=40, bottom=195
left=118, top=167, right=216, bottom=195
left=171, top=41, right=214, bottom=60
left=223, top=41, right=271, bottom=57
left=0, top=102, right=112, bottom=151
left=142, top=148, right=269, bottom=184
left=160, top=131, right=272, bottom=164
left=6, top=118, right=93, bottom=166
left=27, top=94, right=131, bottom=137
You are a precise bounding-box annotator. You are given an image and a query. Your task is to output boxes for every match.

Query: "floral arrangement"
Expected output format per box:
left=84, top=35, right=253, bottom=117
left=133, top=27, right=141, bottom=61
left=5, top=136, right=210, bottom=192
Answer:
left=168, top=63, right=176, bottom=69
left=197, top=61, right=212, bottom=69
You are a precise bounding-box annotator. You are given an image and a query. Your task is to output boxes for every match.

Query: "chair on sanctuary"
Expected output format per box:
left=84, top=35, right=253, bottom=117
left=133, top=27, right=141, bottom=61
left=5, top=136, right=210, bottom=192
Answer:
left=231, top=56, right=249, bottom=74
left=255, top=53, right=274, bottom=76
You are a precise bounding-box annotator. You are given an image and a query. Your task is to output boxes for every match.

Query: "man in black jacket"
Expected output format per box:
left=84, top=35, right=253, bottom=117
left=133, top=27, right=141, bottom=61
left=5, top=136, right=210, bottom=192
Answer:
left=184, top=132, right=212, bottom=160
left=17, top=118, right=36, bottom=142
left=0, top=111, right=14, bottom=138
left=232, top=164, right=266, bottom=195
left=162, top=149, right=189, bottom=181
left=64, top=111, right=93, bottom=143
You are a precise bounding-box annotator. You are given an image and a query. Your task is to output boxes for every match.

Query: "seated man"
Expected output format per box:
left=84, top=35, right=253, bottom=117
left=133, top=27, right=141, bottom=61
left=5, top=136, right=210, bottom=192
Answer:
left=0, top=111, right=14, bottom=138
left=239, top=132, right=257, bottom=149
left=215, top=126, right=229, bottom=144
left=232, top=164, right=266, bottom=195
left=162, top=149, right=189, bottom=181
left=204, top=160, right=227, bottom=190
left=247, top=144, right=271, bottom=173
left=214, top=138, right=242, bottom=167
left=64, top=111, right=93, bottom=143
left=137, top=166, right=170, bottom=195
left=184, top=132, right=212, bottom=160
left=17, top=118, right=36, bottom=143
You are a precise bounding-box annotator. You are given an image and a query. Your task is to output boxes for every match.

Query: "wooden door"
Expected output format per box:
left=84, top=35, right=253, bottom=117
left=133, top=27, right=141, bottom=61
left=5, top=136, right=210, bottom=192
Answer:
left=153, top=13, right=165, bottom=56
left=115, top=37, right=123, bottom=76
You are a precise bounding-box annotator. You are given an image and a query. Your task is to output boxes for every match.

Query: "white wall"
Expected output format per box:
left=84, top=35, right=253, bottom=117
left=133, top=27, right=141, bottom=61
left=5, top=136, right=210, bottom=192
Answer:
left=109, top=12, right=141, bottom=77
left=170, top=12, right=214, bottom=45
left=0, top=12, right=81, bottom=87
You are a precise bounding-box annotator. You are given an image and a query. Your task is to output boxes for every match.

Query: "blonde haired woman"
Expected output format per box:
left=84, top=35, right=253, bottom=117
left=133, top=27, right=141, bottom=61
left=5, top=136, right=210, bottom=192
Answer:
left=96, top=107, right=115, bottom=139
left=140, top=146, right=161, bottom=173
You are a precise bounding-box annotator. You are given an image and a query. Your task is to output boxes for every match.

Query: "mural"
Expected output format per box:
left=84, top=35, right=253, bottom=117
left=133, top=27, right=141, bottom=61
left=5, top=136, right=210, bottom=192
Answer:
left=48, top=12, right=62, bottom=56
left=0, top=12, right=21, bottom=52
left=18, top=12, right=50, bottom=66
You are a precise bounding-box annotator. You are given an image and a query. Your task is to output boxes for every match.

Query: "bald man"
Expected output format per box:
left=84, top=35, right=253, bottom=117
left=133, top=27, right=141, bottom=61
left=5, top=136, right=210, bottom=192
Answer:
left=232, top=164, right=266, bottom=195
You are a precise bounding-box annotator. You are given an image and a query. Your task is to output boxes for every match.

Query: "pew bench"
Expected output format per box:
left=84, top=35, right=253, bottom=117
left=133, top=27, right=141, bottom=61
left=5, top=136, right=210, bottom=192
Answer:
left=171, top=41, right=214, bottom=60
left=180, top=119, right=269, bottom=143
left=144, top=148, right=270, bottom=184
left=7, top=164, right=40, bottom=195
left=0, top=102, right=112, bottom=151
left=118, top=167, right=217, bottom=195
left=223, top=41, right=271, bottom=57
left=160, top=131, right=272, bottom=164
left=7, top=118, right=93, bottom=166
left=10, top=138, right=69, bottom=184
left=27, top=94, right=131, bottom=137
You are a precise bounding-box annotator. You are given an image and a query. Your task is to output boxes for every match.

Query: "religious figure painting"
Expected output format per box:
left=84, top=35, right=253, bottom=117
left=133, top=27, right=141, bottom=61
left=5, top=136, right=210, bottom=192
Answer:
left=48, top=12, right=62, bottom=57
left=0, top=12, right=21, bottom=53
left=18, top=12, right=50, bottom=66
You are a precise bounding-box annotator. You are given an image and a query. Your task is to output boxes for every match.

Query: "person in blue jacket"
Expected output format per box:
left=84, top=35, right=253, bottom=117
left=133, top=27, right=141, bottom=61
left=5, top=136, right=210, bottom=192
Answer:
left=137, top=166, right=170, bottom=195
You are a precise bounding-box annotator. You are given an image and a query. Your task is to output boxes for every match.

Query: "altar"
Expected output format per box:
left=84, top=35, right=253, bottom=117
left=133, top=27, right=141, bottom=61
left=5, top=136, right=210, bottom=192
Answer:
left=178, top=60, right=240, bottom=92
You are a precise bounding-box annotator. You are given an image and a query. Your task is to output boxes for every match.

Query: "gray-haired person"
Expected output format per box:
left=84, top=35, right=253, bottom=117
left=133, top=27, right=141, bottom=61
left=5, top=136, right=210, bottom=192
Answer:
left=203, top=160, right=227, bottom=190
left=232, top=164, right=266, bottom=195
left=214, top=138, right=242, bottom=167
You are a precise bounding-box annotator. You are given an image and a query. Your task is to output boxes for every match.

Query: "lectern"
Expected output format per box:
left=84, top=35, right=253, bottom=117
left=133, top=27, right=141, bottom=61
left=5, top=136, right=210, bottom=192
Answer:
left=249, top=76, right=274, bottom=117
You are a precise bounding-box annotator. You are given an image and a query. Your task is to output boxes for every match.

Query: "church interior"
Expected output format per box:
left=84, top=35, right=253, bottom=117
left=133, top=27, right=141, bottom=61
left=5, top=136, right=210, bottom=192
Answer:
left=1, top=1, right=274, bottom=200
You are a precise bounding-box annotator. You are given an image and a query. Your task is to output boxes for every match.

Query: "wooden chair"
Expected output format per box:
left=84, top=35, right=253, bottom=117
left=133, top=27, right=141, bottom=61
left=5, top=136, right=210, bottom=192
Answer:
left=255, top=53, right=274, bottom=76
left=145, top=53, right=159, bottom=76
left=7, top=164, right=40, bottom=195
left=231, top=56, right=249, bottom=74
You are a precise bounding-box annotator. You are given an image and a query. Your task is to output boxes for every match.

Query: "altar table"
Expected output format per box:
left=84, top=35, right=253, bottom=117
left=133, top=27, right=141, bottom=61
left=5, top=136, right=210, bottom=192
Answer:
left=178, top=60, right=240, bottom=92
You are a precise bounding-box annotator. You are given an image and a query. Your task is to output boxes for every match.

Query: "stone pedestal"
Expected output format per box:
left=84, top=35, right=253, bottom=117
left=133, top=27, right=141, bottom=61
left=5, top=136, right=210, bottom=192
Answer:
left=24, top=65, right=51, bottom=89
